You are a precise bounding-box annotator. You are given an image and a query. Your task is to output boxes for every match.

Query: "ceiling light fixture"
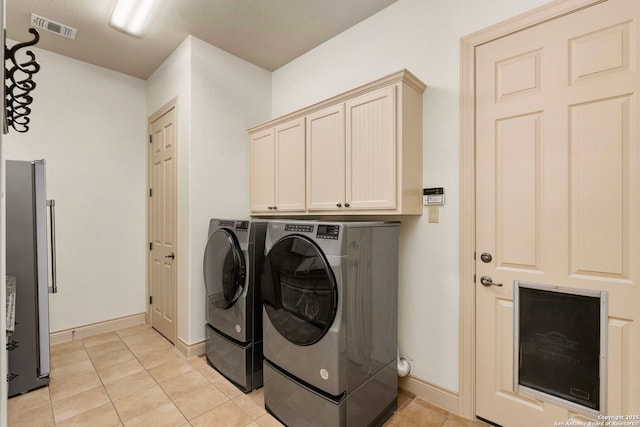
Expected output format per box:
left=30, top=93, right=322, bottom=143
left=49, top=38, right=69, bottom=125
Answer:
left=109, top=0, right=163, bottom=37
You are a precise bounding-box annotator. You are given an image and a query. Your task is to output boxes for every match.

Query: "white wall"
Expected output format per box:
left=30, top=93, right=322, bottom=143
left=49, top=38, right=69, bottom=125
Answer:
left=147, top=36, right=271, bottom=344
left=188, top=37, right=271, bottom=343
left=5, top=46, right=147, bottom=332
left=272, top=0, right=550, bottom=392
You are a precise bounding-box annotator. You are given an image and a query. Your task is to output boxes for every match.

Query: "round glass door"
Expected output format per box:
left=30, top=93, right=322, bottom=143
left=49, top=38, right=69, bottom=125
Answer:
left=261, top=235, right=337, bottom=346
left=203, top=229, right=246, bottom=309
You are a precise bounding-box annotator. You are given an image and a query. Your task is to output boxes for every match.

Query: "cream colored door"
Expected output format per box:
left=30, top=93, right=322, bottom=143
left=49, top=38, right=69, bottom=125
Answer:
left=149, top=104, right=177, bottom=344
left=250, top=128, right=275, bottom=212
left=274, top=118, right=306, bottom=212
left=346, top=85, right=396, bottom=210
left=475, top=0, right=640, bottom=425
left=307, top=104, right=345, bottom=211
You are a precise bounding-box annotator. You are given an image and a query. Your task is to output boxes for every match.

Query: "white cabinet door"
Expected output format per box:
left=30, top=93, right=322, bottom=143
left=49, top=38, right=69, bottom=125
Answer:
left=306, top=104, right=345, bottom=211
left=274, top=118, right=306, bottom=212
left=346, top=86, right=396, bottom=210
left=250, top=129, right=275, bottom=212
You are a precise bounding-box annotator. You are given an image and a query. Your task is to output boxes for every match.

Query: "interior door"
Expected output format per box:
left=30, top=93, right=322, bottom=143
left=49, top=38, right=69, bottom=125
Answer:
left=149, top=104, right=177, bottom=344
left=475, top=0, right=640, bottom=424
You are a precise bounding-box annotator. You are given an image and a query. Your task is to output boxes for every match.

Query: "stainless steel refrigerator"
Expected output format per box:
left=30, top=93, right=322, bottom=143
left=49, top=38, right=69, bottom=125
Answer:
left=6, top=159, right=57, bottom=397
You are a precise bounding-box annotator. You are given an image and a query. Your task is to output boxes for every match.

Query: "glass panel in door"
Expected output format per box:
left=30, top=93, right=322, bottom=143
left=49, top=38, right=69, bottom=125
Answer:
left=262, top=236, right=337, bottom=346
left=204, top=229, right=246, bottom=310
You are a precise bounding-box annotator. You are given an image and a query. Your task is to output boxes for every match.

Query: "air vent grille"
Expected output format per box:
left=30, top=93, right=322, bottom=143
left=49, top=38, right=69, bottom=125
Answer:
left=31, top=14, right=77, bottom=40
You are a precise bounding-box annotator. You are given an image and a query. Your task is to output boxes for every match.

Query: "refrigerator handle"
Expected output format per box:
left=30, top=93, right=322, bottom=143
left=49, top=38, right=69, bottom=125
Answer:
left=47, top=199, right=58, bottom=294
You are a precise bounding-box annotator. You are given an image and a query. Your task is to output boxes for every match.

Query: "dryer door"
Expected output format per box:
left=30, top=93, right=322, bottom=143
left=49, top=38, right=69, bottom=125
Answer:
left=261, top=235, right=337, bottom=346
left=204, top=229, right=246, bottom=310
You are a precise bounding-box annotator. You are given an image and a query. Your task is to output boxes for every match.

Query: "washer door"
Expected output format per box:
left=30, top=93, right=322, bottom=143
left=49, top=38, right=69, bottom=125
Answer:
left=204, top=229, right=246, bottom=309
left=261, top=235, right=337, bottom=346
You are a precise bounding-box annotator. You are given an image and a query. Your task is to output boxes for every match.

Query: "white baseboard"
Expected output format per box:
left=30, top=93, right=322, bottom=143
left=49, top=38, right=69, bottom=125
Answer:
left=399, top=376, right=459, bottom=415
left=176, top=337, right=205, bottom=359
left=49, top=313, right=146, bottom=345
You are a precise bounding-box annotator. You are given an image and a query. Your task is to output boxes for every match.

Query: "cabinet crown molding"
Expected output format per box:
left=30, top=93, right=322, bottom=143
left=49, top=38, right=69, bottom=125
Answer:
left=249, top=69, right=426, bottom=134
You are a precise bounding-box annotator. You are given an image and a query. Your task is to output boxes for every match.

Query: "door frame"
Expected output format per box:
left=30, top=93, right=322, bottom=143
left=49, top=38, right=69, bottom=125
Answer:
left=0, top=1, right=7, bottom=423
left=147, top=98, right=178, bottom=342
left=458, top=0, right=605, bottom=419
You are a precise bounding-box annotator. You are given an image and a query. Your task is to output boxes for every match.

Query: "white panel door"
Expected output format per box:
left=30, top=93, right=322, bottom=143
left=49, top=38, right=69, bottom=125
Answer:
left=149, top=105, right=177, bottom=344
left=475, top=0, right=640, bottom=424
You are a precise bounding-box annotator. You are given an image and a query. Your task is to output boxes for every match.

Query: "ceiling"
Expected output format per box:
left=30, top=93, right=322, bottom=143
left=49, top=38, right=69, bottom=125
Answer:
left=6, top=0, right=398, bottom=80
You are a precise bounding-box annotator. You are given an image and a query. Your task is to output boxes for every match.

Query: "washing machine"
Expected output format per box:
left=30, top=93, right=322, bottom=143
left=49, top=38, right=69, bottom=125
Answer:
left=261, top=220, right=400, bottom=426
left=203, top=219, right=267, bottom=392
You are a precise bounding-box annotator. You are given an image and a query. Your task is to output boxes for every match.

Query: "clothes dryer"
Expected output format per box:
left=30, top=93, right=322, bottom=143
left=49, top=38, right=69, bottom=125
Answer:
left=261, top=220, right=399, bottom=426
left=204, top=219, right=266, bottom=392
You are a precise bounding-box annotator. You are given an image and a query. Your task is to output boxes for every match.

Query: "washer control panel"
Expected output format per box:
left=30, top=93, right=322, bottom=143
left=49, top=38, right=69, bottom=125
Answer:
left=235, top=221, right=249, bottom=230
left=316, top=224, right=340, bottom=240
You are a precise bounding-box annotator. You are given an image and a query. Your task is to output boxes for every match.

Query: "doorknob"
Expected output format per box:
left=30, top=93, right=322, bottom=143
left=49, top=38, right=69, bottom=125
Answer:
left=165, top=253, right=176, bottom=260
left=480, top=275, right=502, bottom=287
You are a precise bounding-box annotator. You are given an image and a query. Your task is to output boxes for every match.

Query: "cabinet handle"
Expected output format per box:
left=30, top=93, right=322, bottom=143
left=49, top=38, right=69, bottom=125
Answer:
left=345, top=203, right=350, bottom=208
left=267, top=206, right=273, bottom=210
left=336, top=203, right=342, bottom=208
left=273, top=206, right=278, bottom=210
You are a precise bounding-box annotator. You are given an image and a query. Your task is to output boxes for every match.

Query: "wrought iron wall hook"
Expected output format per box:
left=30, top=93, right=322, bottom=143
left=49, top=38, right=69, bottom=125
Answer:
left=5, top=28, right=41, bottom=133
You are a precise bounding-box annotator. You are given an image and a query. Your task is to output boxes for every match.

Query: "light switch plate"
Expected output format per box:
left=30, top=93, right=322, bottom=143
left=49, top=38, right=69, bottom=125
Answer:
left=428, top=206, right=439, bottom=223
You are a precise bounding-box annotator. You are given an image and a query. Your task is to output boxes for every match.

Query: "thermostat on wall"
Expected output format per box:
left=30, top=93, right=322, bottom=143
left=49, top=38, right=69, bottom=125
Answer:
left=423, top=187, right=445, bottom=205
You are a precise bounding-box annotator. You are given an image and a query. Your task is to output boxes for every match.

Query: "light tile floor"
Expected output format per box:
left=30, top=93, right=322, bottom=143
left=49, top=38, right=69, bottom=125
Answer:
left=8, top=325, right=486, bottom=427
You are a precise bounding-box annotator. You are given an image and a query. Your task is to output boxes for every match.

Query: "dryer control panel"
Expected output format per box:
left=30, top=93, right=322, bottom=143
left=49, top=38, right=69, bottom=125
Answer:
left=285, top=224, right=314, bottom=233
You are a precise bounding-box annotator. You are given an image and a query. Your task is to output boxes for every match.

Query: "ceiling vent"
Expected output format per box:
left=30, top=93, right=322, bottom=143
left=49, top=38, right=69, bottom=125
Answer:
left=30, top=14, right=77, bottom=40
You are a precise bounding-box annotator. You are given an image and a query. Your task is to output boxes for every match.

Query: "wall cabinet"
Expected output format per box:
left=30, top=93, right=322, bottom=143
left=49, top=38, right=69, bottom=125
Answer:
left=249, top=69, right=425, bottom=216
left=250, top=117, right=305, bottom=213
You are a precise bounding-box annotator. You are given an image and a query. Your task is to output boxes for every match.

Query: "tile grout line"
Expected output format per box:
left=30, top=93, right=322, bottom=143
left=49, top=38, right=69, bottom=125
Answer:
left=47, top=382, right=55, bottom=426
